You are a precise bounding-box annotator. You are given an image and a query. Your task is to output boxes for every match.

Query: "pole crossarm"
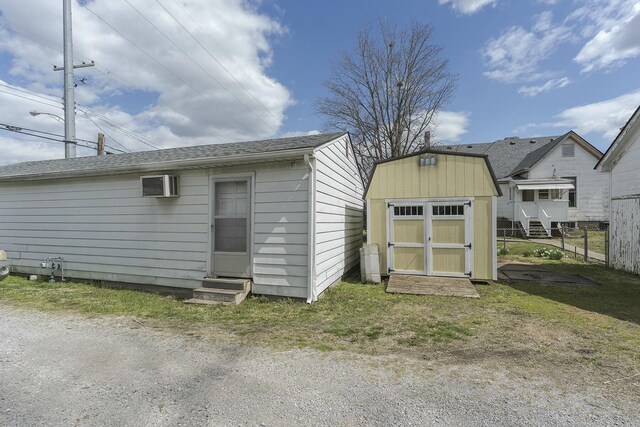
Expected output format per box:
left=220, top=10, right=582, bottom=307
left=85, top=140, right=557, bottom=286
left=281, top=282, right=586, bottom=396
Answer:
left=53, top=61, right=95, bottom=71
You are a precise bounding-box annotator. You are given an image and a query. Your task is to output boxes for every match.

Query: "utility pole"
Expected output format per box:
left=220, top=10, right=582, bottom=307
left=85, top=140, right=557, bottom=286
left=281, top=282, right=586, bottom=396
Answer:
left=54, top=0, right=94, bottom=159
left=97, top=133, right=105, bottom=155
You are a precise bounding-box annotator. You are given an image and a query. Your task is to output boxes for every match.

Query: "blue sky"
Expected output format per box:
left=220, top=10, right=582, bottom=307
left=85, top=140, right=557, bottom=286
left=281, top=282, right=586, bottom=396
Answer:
left=0, top=0, right=639, bottom=164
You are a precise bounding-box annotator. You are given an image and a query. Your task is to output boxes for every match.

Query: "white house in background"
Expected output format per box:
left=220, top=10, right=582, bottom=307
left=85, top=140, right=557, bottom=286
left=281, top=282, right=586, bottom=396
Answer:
left=0, top=133, right=364, bottom=302
left=448, top=131, right=608, bottom=237
left=596, top=106, right=640, bottom=275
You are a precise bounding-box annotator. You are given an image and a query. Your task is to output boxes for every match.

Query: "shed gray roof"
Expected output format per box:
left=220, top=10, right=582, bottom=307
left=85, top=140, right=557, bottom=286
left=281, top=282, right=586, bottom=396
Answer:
left=0, top=132, right=346, bottom=180
left=445, top=135, right=561, bottom=179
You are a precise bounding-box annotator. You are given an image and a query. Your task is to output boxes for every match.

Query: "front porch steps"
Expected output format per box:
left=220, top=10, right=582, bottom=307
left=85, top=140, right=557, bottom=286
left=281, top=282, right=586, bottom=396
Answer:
left=528, top=220, right=550, bottom=238
left=184, top=277, right=251, bottom=305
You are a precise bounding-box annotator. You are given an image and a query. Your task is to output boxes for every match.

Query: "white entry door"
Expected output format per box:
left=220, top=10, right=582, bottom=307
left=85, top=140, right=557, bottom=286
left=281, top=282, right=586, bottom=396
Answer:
left=212, top=179, right=251, bottom=277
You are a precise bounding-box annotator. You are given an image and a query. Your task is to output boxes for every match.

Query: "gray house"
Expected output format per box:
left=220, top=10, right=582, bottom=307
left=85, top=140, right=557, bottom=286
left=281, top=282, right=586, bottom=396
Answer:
left=0, top=132, right=364, bottom=302
left=448, top=131, right=607, bottom=236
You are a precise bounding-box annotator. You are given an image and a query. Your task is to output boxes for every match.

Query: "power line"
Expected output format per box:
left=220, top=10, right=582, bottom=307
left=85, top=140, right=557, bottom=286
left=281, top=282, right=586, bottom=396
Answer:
left=83, top=3, right=269, bottom=142
left=0, top=126, right=96, bottom=150
left=148, top=0, right=280, bottom=132
left=0, top=82, right=62, bottom=105
left=0, top=87, right=63, bottom=110
left=77, top=111, right=132, bottom=153
left=77, top=107, right=164, bottom=150
left=0, top=121, right=127, bottom=153
left=159, top=0, right=282, bottom=125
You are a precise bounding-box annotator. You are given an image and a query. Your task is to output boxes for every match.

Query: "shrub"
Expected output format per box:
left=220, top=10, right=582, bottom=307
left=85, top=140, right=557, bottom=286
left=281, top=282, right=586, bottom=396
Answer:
left=534, top=247, right=548, bottom=257
left=497, top=247, right=510, bottom=256
left=532, top=247, right=564, bottom=260
left=547, top=249, right=564, bottom=260
left=522, top=250, right=533, bottom=257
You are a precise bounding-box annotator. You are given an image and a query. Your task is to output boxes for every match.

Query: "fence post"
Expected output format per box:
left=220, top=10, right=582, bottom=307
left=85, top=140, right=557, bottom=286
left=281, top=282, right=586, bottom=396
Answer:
left=560, top=225, right=565, bottom=251
left=503, top=231, right=506, bottom=251
left=583, top=226, right=588, bottom=263
left=605, top=227, right=609, bottom=267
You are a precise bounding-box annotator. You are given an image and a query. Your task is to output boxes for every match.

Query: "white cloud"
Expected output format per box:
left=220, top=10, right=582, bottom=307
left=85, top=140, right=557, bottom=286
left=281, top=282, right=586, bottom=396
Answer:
left=438, top=0, right=497, bottom=15
left=481, top=23, right=570, bottom=83
left=533, top=11, right=554, bottom=33
left=518, top=77, right=570, bottom=97
left=430, top=110, right=470, bottom=143
left=515, top=90, right=640, bottom=140
left=0, top=0, right=293, bottom=165
left=574, top=3, right=640, bottom=72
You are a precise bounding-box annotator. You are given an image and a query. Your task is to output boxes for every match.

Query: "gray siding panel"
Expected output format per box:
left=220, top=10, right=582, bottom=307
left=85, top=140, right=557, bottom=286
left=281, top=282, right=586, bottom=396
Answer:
left=251, top=163, right=309, bottom=298
left=0, top=170, right=209, bottom=289
left=0, top=160, right=312, bottom=297
left=314, top=137, right=364, bottom=295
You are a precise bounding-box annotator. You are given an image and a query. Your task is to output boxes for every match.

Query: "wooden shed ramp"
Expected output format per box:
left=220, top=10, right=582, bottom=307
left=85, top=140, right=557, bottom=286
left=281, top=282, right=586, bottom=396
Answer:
left=386, top=275, right=480, bottom=298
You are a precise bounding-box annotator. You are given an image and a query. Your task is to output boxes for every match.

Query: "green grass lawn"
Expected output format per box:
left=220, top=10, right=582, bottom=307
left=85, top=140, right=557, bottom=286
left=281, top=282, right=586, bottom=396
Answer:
left=1, top=257, right=638, bottom=379
left=563, top=230, right=607, bottom=255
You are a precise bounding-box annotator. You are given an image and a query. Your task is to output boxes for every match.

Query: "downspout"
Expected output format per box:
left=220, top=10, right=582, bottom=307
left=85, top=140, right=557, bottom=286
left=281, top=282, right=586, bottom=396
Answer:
left=305, top=153, right=317, bottom=303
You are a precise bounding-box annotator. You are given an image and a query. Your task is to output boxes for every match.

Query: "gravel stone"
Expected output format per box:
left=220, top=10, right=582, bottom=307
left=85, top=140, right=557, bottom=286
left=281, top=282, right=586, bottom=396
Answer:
left=0, top=305, right=637, bottom=426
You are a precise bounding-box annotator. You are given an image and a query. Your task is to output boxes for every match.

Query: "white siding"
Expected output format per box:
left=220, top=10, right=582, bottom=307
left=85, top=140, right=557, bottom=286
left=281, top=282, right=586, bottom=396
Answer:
left=610, top=124, right=640, bottom=199
left=251, top=162, right=310, bottom=299
left=497, top=183, right=510, bottom=218
left=609, top=123, right=640, bottom=274
left=314, top=136, right=364, bottom=295
left=529, top=139, right=609, bottom=222
left=609, top=198, right=640, bottom=274
left=0, top=170, right=210, bottom=289
left=0, top=160, right=311, bottom=297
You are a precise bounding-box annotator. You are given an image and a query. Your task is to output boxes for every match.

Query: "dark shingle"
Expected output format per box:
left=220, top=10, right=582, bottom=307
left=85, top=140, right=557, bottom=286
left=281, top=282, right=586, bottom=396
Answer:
left=0, top=132, right=346, bottom=180
left=447, top=135, right=560, bottom=179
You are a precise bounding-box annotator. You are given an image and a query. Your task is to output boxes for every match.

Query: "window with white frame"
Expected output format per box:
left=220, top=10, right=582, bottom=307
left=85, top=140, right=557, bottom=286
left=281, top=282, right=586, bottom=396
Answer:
left=538, top=189, right=549, bottom=200
left=522, top=190, right=535, bottom=202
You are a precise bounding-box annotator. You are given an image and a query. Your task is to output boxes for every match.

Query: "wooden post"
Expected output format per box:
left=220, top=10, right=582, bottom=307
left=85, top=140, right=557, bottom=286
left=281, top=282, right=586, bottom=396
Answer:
left=605, top=228, right=609, bottom=267
left=97, top=132, right=105, bottom=155
left=560, top=225, right=565, bottom=251
left=583, top=226, right=588, bottom=263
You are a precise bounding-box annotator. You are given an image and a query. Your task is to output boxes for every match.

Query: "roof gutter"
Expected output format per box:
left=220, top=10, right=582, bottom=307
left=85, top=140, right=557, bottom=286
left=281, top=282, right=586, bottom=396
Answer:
left=0, top=147, right=316, bottom=182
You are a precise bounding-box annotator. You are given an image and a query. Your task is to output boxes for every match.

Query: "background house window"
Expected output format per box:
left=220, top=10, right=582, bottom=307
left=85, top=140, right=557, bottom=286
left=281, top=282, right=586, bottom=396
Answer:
left=561, top=144, right=575, bottom=157
left=538, top=189, right=549, bottom=200
left=550, top=189, right=562, bottom=200
left=522, top=190, right=535, bottom=202
left=563, top=176, right=577, bottom=207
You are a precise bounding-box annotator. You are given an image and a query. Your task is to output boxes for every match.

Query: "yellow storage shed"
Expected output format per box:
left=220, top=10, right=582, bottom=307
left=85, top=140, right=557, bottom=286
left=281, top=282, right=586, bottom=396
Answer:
left=365, top=150, right=502, bottom=281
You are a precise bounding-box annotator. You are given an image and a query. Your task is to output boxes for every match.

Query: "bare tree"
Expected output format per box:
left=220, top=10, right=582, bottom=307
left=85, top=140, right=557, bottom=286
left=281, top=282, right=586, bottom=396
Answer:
left=317, top=22, right=456, bottom=174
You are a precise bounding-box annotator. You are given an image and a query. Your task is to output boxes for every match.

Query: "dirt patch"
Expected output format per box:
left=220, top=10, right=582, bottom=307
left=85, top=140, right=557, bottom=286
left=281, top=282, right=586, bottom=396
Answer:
left=499, top=263, right=598, bottom=286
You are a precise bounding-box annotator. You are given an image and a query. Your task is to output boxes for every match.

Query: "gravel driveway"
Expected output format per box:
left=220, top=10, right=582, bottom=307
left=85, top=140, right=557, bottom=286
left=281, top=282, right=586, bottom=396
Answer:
left=0, top=305, right=637, bottom=426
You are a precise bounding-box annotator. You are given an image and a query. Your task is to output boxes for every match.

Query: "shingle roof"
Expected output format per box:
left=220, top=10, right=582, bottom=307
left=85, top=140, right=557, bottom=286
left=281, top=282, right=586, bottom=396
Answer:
left=445, top=135, right=561, bottom=179
left=0, top=132, right=346, bottom=180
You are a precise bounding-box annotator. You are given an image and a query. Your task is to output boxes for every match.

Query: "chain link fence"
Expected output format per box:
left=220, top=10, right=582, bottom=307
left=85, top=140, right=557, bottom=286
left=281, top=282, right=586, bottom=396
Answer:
left=497, top=225, right=609, bottom=265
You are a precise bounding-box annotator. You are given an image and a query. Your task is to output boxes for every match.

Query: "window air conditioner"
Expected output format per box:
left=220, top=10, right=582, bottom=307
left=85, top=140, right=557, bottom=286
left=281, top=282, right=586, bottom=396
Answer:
left=141, top=175, right=179, bottom=198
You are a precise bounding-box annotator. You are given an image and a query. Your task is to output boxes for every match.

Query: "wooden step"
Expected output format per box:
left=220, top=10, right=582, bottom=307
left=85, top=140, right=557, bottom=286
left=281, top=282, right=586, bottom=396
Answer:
left=202, top=277, right=250, bottom=292
left=186, top=279, right=252, bottom=305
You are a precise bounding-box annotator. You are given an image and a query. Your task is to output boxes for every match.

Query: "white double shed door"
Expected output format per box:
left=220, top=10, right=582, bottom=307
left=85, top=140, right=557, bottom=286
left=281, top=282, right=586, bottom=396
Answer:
left=386, top=199, right=473, bottom=278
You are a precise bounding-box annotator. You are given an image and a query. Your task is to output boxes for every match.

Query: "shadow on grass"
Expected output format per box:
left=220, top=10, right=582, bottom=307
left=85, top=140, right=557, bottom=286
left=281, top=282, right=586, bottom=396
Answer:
left=505, top=263, right=640, bottom=325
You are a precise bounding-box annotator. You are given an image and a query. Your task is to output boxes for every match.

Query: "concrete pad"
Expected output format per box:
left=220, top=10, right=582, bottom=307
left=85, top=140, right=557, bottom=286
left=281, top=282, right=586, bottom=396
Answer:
left=498, top=263, right=598, bottom=286
left=386, top=275, right=480, bottom=298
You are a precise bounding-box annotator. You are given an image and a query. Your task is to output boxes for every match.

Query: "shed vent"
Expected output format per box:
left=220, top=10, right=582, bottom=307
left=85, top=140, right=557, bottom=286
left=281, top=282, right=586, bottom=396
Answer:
left=509, top=141, right=516, bottom=145
left=530, top=139, right=537, bottom=144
